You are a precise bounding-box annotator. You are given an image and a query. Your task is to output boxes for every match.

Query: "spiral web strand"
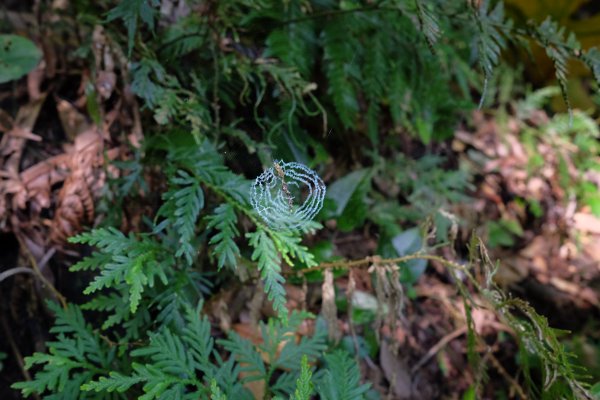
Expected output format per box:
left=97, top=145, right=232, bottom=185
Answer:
left=251, top=161, right=326, bottom=231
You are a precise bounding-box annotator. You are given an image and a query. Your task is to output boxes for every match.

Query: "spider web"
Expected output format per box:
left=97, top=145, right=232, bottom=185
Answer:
left=251, top=161, right=326, bottom=231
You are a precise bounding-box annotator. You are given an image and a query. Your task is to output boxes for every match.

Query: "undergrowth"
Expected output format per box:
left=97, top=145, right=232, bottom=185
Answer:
left=9, top=0, right=600, bottom=399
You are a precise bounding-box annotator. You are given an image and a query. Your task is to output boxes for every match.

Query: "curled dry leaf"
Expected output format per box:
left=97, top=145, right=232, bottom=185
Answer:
left=321, top=267, right=339, bottom=340
left=50, top=129, right=108, bottom=242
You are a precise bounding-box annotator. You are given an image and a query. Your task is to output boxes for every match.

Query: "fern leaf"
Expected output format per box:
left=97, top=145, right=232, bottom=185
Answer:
left=290, top=355, right=313, bottom=400
left=107, top=0, right=160, bottom=55
left=472, top=0, right=510, bottom=107
left=322, top=17, right=359, bottom=129
left=71, top=228, right=168, bottom=314
left=160, top=15, right=207, bottom=59
left=218, top=331, right=267, bottom=383
left=210, top=379, right=227, bottom=400
left=182, top=302, right=215, bottom=371
left=47, top=302, right=109, bottom=366
left=363, top=27, right=387, bottom=143
left=275, top=321, right=327, bottom=371
left=582, top=47, right=600, bottom=87
left=11, top=302, right=111, bottom=398
left=158, top=170, right=205, bottom=265
left=414, top=0, right=440, bottom=52
left=246, top=229, right=288, bottom=318
left=206, top=203, right=241, bottom=270
left=265, top=18, right=316, bottom=78
left=69, top=226, right=130, bottom=253
left=271, top=230, right=317, bottom=268
left=155, top=169, right=204, bottom=265
left=81, top=293, right=130, bottom=330
left=131, top=329, right=196, bottom=379
left=316, top=350, right=370, bottom=400
left=535, top=17, right=580, bottom=116
left=81, top=371, right=143, bottom=393
left=130, top=59, right=168, bottom=108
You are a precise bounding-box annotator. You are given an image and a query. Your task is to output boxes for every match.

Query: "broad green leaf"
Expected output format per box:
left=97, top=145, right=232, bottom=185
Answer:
left=324, top=170, right=370, bottom=231
left=0, top=34, right=42, bottom=83
left=392, top=228, right=427, bottom=284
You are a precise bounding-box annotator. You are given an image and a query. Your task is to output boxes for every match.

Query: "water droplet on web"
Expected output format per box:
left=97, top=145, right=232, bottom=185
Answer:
left=251, top=160, right=326, bottom=231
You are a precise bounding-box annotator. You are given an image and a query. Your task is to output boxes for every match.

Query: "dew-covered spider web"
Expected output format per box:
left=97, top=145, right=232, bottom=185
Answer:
left=251, top=160, right=326, bottom=231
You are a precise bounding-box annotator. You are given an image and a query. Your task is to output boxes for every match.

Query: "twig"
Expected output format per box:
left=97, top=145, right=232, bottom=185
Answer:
left=411, top=326, right=468, bottom=374
left=300, top=254, right=476, bottom=286
left=0, top=267, right=35, bottom=283
left=13, top=235, right=67, bottom=308
left=0, top=314, right=42, bottom=400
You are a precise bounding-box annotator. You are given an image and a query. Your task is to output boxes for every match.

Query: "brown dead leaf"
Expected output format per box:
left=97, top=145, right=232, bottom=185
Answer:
left=379, top=339, right=412, bottom=399
left=573, top=212, right=600, bottom=235
left=27, top=59, right=45, bottom=100
left=321, top=268, right=339, bottom=341
left=549, top=277, right=599, bottom=307
left=50, top=129, right=106, bottom=242
left=56, top=98, right=92, bottom=141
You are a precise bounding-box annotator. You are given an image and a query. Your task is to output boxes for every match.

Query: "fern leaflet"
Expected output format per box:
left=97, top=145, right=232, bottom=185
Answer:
left=206, top=203, right=240, bottom=270
left=11, top=302, right=113, bottom=399
left=70, top=228, right=169, bottom=313
left=107, top=0, right=160, bottom=55
left=246, top=229, right=288, bottom=318
left=290, top=355, right=313, bottom=400
left=315, top=350, right=370, bottom=400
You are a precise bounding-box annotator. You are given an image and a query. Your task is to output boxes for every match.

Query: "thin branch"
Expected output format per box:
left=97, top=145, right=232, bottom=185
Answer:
left=410, top=326, right=468, bottom=374
left=13, top=235, right=67, bottom=308
left=0, top=266, right=35, bottom=283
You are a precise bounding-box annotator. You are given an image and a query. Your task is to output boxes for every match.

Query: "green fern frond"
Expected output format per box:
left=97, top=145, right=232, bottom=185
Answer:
left=130, top=59, right=169, bottom=108
left=11, top=302, right=112, bottom=399
left=210, top=379, right=227, bottom=400
left=414, top=0, right=441, bottom=52
left=534, top=17, right=580, bottom=116
left=167, top=140, right=252, bottom=208
left=218, top=331, right=267, bottom=383
left=85, top=334, right=202, bottom=398
left=363, top=28, right=387, bottom=142
left=182, top=302, right=215, bottom=369
left=107, top=0, right=160, bottom=55
left=81, top=371, right=143, bottom=393
left=276, top=328, right=327, bottom=371
left=159, top=15, right=208, bottom=59
left=206, top=203, right=241, bottom=270
left=158, top=169, right=205, bottom=265
left=81, top=293, right=129, bottom=330
left=582, top=47, right=600, bottom=87
left=322, top=17, right=359, bottom=129
left=290, top=355, right=313, bottom=400
left=270, top=230, right=317, bottom=268
left=315, top=350, right=370, bottom=400
left=83, top=302, right=248, bottom=399
left=472, top=0, right=510, bottom=107
left=265, top=17, right=316, bottom=78
left=69, top=226, right=131, bottom=253
left=131, top=329, right=196, bottom=379
left=70, top=229, right=168, bottom=313
left=246, top=229, right=288, bottom=318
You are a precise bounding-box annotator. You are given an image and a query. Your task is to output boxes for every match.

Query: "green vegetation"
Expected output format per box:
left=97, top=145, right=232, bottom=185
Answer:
left=2, top=0, right=600, bottom=399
